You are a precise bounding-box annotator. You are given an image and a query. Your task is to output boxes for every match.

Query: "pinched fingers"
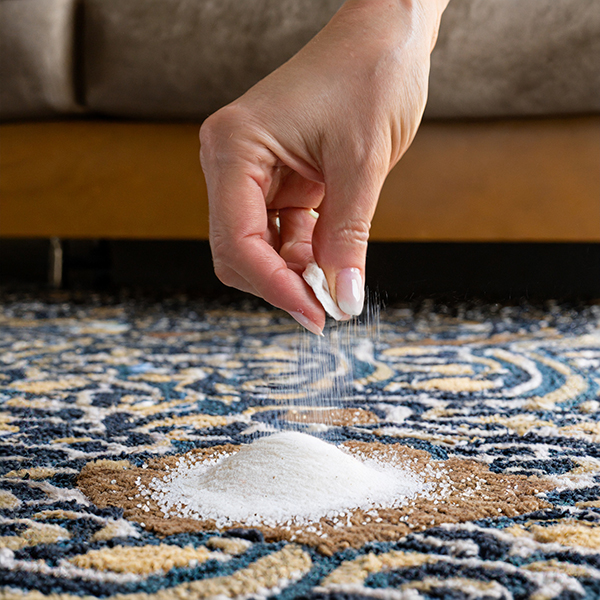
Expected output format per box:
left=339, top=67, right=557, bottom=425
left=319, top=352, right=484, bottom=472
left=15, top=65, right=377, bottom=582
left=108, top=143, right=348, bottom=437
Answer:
left=278, top=207, right=319, bottom=274
left=201, top=124, right=325, bottom=334
left=212, top=226, right=326, bottom=335
left=313, top=164, right=385, bottom=317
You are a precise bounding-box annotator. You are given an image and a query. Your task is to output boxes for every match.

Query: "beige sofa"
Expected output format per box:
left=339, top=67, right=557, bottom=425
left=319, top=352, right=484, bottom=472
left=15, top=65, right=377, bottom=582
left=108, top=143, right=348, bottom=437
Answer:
left=1, top=0, right=599, bottom=242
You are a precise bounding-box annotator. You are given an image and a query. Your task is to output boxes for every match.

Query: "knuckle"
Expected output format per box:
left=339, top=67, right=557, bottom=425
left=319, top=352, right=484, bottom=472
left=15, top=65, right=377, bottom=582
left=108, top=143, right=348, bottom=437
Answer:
left=279, top=240, right=313, bottom=265
left=332, top=220, right=371, bottom=246
left=280, top=240, right=311, bottom=252
left=210, top=235, right=237, bottom=286
left=200, top=110, right=227, bottom=142
left=199, top=106, right=244, bottom=163
left=200, top=106, right=243, bottom=141
left=213, top=262, right=236, bottom=287
left=358, top=140, right=390, bottom=176
left=265, top=265, right=290, bottom=296
left=198, top=118, right=217, bottom=150
left=199, top=119, right=223, bottom=165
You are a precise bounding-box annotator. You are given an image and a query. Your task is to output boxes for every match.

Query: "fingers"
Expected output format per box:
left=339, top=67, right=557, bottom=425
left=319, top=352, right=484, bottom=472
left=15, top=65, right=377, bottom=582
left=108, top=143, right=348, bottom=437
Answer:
left=215, top=239, right=325, bottom=335
left=213, top=211, right=326, bottom=335
left=211, top=262, right=258, bottom=296
left=278, top=207, right=318, bottom=274
left=265, top=209, right=281, bottom=252
left=312, top=166, right=384, bottom=316
left=201, top=117, right=326, bottom=334
left=268, top=170, right=325, bottom=211
left=268, top=169, right=323, bottom=274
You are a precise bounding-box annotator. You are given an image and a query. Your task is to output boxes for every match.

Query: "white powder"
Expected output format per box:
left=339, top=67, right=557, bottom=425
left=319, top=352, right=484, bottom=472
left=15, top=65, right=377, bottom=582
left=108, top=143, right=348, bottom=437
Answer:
left=145, top=432, right=432, bottom=528
left=302, top=262, right=347, bottom=321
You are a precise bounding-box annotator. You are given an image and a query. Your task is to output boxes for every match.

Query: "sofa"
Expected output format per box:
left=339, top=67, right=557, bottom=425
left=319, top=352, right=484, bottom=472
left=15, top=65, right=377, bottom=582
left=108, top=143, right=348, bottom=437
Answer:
left=1, top=0, right=599, bottom=243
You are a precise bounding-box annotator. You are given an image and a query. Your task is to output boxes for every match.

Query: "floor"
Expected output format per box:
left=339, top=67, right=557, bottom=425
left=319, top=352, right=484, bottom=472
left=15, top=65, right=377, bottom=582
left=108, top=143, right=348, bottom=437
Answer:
left=1, top=293, right=599, bottom=599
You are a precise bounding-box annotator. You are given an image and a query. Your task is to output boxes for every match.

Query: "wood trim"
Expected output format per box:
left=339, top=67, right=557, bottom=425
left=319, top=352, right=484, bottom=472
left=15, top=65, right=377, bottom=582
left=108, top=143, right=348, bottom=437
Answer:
left=376, top=116, right=600, bottom=241
left=1, top=121, right=208, bottom=239
left=1, top=117, right=599, bottom=241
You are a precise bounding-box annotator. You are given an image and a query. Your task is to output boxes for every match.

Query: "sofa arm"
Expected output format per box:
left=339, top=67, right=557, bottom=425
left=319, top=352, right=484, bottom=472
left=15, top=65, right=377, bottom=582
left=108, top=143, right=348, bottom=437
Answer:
left=0, top=0, right=84, bottom=120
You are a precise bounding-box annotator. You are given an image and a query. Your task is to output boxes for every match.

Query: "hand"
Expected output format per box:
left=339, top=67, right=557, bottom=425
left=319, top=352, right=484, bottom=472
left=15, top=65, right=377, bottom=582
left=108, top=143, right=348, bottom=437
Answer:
left=200, top=0, right=449, bottom=334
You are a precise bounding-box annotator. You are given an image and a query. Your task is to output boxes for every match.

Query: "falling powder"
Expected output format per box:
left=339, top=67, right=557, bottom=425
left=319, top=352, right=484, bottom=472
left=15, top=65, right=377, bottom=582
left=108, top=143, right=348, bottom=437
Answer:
left=140, top=298, right=437, bottom=532
left=145, top=432, right=431, bottom=529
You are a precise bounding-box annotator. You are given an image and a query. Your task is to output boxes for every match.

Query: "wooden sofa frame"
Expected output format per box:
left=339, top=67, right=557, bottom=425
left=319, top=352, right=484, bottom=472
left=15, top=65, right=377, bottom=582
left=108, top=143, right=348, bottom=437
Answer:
left=1, top=117, right=599, bottom=246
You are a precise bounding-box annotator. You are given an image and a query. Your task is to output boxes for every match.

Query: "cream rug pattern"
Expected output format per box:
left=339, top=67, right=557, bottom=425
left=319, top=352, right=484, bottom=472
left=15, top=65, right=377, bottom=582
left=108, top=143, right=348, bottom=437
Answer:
left=1, top=295, right=599, bottom=599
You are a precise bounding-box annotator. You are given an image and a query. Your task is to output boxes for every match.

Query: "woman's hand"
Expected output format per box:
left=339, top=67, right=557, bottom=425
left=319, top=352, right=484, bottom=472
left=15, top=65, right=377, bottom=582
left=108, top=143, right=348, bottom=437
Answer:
left=200, top=0, right=449, bottom=334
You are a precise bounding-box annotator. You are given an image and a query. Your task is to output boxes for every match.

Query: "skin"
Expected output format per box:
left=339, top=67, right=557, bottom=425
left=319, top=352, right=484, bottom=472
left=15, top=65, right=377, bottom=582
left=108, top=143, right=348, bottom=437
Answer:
left=200, top=0, right=450, bottom=334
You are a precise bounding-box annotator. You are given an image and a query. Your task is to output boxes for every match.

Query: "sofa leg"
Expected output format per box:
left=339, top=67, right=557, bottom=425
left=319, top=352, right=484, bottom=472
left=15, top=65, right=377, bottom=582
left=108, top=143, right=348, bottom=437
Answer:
left=49, top=237, right=63, bottom=289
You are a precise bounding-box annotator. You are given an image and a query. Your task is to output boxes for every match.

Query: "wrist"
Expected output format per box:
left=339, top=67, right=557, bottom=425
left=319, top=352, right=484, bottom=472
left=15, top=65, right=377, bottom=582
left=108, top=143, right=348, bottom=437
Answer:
left=340, top=0, right=449, bottom=53
left=416, top=0, right=450, bottom=50
left=395, top=0, right=450, bottom=51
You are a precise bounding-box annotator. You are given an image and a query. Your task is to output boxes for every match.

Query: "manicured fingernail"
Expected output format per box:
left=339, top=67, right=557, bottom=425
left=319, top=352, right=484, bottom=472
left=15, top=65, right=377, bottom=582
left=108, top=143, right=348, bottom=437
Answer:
left=290, top=311, right=324, bottom=336
left=336, top=268, right=364, bottom=316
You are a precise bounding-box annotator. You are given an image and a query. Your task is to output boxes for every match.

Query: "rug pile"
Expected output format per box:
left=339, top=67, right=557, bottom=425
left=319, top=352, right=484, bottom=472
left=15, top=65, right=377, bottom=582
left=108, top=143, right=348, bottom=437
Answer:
left=1, top=294, right=599, bottom=599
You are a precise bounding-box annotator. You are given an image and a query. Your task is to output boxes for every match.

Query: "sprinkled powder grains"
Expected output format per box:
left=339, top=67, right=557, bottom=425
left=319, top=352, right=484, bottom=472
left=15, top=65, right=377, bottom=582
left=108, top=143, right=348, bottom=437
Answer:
left=271, top=292, right=382, bottom=433
left=139, top=432, right=454, bottom=532
left=137, top=296, right=452, bottom=531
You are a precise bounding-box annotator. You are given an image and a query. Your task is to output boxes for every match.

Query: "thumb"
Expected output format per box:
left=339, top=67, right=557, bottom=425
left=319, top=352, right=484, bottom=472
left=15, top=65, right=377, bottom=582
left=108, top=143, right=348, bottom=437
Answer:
left=312, top=168, right=383, bottom=316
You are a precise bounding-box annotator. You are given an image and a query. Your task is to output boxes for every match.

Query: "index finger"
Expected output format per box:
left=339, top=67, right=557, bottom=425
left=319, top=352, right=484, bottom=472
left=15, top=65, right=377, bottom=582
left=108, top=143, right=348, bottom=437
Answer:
left=202, top=145, right=326, bottom=332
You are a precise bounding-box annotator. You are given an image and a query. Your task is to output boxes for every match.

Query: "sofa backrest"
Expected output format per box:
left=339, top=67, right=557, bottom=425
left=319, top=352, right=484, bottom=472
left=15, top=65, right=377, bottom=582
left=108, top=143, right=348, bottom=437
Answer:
left=2, top=0, right=599, bottom=121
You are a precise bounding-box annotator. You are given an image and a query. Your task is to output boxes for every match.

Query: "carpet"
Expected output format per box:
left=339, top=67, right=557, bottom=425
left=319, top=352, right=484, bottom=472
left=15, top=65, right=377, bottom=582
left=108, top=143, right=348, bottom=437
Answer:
left=1, top=294, right=599, bottom=600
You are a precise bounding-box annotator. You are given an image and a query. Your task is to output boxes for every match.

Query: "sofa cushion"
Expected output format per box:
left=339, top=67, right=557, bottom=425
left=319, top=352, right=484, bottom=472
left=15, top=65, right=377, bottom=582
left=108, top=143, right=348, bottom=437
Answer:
left=0, top=0, right=83, bottom=119
left=83, top=0, right=344, bottom=119
left=426, top=0, right=600, bottom=118
left=2, top=0, right=599, bottom=121
left=83, top=0, right=600, bottom=120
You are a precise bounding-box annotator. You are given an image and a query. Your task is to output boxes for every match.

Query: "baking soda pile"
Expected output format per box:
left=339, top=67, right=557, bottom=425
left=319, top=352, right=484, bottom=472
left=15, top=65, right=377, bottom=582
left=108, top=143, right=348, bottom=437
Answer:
left=141, top=432, right=439, bottom=529
left=137, top=292, right=451, bottom=531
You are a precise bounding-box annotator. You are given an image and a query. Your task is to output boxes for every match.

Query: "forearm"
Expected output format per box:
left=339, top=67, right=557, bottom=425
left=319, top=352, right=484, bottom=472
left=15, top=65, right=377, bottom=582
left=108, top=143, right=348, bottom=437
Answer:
left=422, top=0, right=451, bottom=51
left=336, top=0, right=450, bottom=53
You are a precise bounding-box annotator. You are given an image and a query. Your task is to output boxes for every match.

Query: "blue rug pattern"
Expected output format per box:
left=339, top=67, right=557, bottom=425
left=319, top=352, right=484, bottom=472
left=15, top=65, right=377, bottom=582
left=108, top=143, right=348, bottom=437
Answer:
left=1, top=296, right=599, bottom=599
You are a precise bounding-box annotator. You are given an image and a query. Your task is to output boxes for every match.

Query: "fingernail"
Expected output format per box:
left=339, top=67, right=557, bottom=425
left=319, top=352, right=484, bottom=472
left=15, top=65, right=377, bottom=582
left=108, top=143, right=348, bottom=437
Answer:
left=290, top=311, right=324, bottom=336
left=336, top=268, right=364, bottom=316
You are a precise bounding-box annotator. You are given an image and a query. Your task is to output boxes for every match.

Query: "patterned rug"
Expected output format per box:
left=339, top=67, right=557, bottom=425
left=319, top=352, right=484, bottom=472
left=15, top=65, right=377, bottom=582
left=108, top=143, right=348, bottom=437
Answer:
left=1, top=293, right=599, bottom=600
